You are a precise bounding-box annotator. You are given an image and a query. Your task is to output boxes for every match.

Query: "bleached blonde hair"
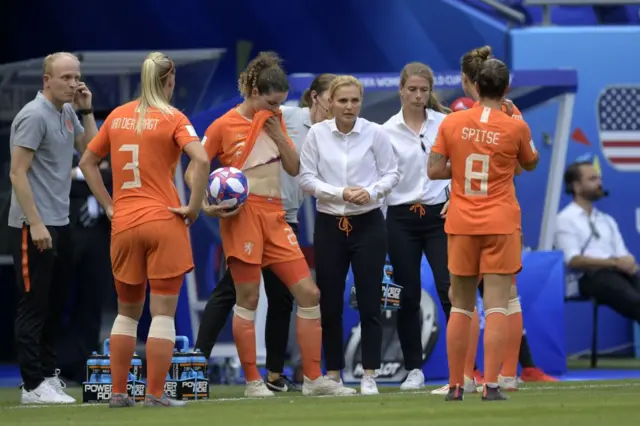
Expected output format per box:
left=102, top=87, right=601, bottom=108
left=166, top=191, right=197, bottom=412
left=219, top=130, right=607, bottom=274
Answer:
left=328, top=75, right=363, bottom=100
left=137, top=52, right=175, bottom=134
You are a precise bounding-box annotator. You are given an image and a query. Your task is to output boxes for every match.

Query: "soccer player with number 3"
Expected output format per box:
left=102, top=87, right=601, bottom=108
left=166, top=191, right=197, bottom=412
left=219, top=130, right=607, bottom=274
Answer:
left=79, top=52, right=211, bottom=408
left=427, top=58, right=539, bottom=401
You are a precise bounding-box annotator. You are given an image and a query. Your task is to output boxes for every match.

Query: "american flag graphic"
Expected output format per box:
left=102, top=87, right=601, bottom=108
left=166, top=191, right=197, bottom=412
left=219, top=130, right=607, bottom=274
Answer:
left=597, top=86, right=640, bottom=172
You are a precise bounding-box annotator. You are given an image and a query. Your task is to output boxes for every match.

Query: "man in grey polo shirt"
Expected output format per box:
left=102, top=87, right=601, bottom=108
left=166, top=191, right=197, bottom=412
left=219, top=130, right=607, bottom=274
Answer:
left=8, top=52, right=98, bottom=404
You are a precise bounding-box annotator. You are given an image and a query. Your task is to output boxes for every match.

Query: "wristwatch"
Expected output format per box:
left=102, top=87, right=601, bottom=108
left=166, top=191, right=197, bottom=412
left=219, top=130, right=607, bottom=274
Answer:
left=77, top=108, right=94, bottom=116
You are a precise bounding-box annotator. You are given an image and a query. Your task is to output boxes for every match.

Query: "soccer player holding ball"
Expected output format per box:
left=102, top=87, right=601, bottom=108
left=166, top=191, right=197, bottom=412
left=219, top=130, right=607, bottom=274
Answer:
left=185, top=52, right=351, bottom=397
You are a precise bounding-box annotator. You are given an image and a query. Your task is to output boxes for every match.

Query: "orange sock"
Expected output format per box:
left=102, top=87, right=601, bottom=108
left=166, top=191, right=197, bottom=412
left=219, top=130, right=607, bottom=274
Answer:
left=109, top=335, right=136, bottom=395
left=447, top=309, right=473, bottom=388
left=483, top=310, right=508, bottom=385
left=464, top=309, right=480, bottom=380
left=109, top=315, right=139, bottom=395
left=501, top=308, right=523, bottom=377
left=296, top=306, right=323, bottom=380
left=232, top=309, right=261, bottom=382
left=146, top=337, right=175, bottom=397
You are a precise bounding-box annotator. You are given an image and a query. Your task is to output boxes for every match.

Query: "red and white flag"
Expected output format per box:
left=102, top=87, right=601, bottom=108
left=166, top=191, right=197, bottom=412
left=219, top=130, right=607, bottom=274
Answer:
left=598, top=86, right=640, bottom=172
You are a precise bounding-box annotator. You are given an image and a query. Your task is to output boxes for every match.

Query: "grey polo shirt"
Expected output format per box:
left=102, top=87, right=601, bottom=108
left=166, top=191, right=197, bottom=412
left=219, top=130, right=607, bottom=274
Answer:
left=280, top=106, right=312, bottom=224
left=8, top=92, right=84, bottom=228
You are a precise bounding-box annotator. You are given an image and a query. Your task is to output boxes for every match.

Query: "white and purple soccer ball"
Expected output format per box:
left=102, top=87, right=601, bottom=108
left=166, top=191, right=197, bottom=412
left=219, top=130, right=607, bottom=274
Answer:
left=207, top=167, right=249, bottom=209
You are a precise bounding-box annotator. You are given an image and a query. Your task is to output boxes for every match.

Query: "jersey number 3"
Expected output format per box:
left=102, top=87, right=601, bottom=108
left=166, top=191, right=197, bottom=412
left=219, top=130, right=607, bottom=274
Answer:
left=120, top=144, right=141, bottom=189
left=464, top=153, right=489, bottom=196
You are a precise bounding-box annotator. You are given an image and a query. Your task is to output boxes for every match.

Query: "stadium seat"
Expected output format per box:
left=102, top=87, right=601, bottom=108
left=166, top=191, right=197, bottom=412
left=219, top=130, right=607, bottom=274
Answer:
left=565, top=295, right=599, bottom=368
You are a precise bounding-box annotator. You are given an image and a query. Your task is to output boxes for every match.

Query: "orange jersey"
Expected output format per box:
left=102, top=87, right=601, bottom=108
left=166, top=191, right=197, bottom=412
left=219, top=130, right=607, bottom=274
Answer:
left=202, top=108, right=294, bottom=170
left=88, top=101, right=201, bottom=235
left=473, top=100, right=524, bottom=120
left=432, top=106, right=538, bottom=235
left=473, top=101, right=526, bottom=176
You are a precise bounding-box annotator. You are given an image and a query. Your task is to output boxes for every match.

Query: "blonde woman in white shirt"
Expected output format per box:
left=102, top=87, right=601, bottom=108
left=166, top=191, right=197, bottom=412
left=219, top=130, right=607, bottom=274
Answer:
left=382, top=63, right=450, bottom=390
left=299, top=75, right=400, bottom=395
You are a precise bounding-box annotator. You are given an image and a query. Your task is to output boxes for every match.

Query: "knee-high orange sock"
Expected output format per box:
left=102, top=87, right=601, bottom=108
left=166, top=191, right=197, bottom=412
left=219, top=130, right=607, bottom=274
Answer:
left=464, top=309, right=480, bottom=380
left=500, top=300, right=523, bottom=377
left=296, top=306, right=323, bottom=380
left=146, top=338, right=174, bottom=397
left=110, top=335, right=136, bottom=395
left=447, top=309, right=473, bottom=388
left=146, top=315, right=176, bottom=398
left=232, top=307, right=261, bottom=382
left=109, top=315, right=138, bottom=395
left=484, top=309, right=508, bottom=385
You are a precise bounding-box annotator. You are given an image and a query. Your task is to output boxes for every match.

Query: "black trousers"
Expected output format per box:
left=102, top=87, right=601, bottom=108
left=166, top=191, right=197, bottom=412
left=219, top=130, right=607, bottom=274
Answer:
left=315, top=209, right=386, bottom=371
left=58, top=224, right=113, bottom=383
left=194, top=223, right=297, bottom=372
left=386, top=203, right=451, bottom=370
left=9, top=225, right=73, bottom=391
left=579, top=268, right=640, bottom=323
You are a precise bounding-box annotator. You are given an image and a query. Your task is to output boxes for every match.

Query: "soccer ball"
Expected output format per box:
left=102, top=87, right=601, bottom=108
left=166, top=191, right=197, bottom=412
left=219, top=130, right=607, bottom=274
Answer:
left=449, top=97, right=475, bottom=112
left=207, top=167, right=249, bottom=209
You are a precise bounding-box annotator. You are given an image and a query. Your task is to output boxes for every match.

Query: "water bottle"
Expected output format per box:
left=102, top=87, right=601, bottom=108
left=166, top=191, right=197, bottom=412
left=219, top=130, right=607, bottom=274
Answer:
left=173, top=351, right=191, bottom=380
left=99, top=354, right=111, bottom=383
left=86, top=352, right=100, bottom=382
left=168, top=349, right=179, bottom=380
left=383, top=261, right=394, bottom=284
left=190, top=349, right=207, bottom=380
left=130, top=353, right=143, bottom=381
left=381, top=261, right=395, bottom=310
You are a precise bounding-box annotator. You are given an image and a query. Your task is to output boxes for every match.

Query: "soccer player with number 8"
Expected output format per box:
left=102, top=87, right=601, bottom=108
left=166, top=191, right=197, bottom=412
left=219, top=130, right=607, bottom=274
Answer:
left=427, top=58, right=539, bottom=401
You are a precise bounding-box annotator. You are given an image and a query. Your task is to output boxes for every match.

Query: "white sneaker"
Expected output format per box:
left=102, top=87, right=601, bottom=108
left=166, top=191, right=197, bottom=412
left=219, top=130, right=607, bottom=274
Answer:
left=400, top=369, right=425, bottom=391
left=360, top=376, right=379, bottom=395
left=21, top=381, right=71, bottom=404
left=45, top=369, right=76, bottom=403
left=302, top=376, right=357, bottom=396
left=430, top=384, right=450, bottom=395
left=463, top=375, right=479, bottom=393
left=498, top=375, right=518, bottom=391
left=244, top=380, right=275, bottom=397
left=430, top=376, right=478, bottom=396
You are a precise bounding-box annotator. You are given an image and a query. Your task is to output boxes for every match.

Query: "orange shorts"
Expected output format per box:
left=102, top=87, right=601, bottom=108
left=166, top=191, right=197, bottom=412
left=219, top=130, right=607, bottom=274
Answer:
left=448, top=232, right=522, bottom=277
left=219, top=194, right=305, bottom=267
left=111, top=217, right=194, bottom=284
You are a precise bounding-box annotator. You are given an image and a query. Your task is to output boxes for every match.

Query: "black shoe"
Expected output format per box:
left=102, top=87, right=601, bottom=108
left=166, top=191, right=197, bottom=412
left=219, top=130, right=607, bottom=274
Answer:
left=444, top=384, right=464, bottom=401
left=266, top=375, right=302, bottom=392
left=482, top=385, right=508, bottom=401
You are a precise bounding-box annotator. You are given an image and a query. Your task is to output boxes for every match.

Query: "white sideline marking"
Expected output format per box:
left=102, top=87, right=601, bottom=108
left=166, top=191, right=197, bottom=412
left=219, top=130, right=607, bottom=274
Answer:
left=3, top=382, right=640, bottom=410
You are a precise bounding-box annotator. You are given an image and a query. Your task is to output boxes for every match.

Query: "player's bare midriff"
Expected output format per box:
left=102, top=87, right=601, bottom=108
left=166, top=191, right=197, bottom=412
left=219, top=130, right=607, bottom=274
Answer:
left=244, top=161, right=282, bottom=199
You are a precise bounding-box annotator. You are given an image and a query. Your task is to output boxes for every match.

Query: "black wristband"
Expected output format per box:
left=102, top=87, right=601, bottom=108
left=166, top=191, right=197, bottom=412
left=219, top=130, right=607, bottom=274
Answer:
left=77, top=108, right=94, bottom=116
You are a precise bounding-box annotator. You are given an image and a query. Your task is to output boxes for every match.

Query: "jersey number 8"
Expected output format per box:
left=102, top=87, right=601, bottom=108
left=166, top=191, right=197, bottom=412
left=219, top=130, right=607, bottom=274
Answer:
left=464, top=153, right=489, bottom=196
left=120, top=144, right=142, bottom=189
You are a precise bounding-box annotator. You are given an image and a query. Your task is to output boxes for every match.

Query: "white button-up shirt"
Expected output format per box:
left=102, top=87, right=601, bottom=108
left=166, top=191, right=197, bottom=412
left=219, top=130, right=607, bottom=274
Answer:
left=555, top=202, right=630, bottom=264
left=555, top=202, right=630, bottom=296
left=299, top=117, right=400, bottom=216
left=383, top=108, right=449, bottom=206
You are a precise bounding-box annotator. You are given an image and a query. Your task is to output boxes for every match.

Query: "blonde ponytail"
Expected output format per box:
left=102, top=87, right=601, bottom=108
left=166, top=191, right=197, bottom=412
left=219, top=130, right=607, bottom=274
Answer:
left=136, top=52, right=175, bottom=135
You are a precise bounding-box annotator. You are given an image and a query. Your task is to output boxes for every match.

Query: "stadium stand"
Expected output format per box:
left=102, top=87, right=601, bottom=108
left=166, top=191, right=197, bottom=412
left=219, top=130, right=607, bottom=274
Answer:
left=464, top=0, right=640, bottom=25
